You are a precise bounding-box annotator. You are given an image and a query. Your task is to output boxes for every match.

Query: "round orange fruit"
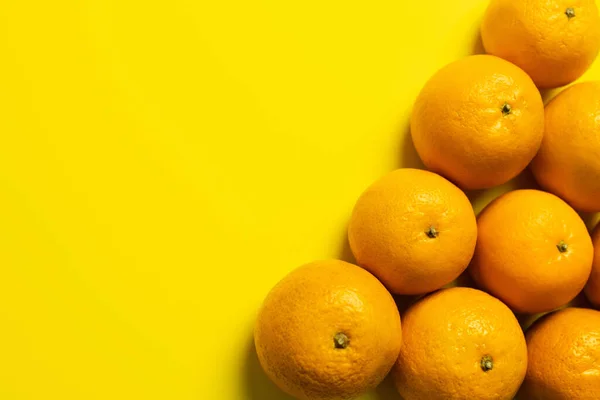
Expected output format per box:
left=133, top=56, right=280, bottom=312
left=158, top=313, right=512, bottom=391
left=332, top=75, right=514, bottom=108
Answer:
left=411, top=55, right=544, bottom=190
left=481, top=0, right=600, bottom=89
left=470, top=189, right=593, bottom=314
left=531, top=81, right=600, bottom=212
left=348, top=168, right=477, bottom=295
left=254, top=260, right=402, bottom=400
left=584, top=223, right=600, bottom=308
left=519, top=307, right=600, bottom=399
left=393, top=287, right=528, bottom=400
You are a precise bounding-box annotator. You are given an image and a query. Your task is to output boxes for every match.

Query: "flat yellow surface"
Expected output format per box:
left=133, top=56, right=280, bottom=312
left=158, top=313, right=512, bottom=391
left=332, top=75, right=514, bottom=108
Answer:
left=0, top=1, right=599, bottom=399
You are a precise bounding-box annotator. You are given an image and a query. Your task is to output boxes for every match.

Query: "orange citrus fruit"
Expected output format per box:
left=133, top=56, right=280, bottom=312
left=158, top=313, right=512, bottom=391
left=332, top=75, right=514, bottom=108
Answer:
left=584, top=223, right=600, bottom=308
left=254, top=260, right=402, bottom=400
left=411, top=55, right=544, bottom=190
left=482, top=0, right=600, bottom=89
left=348, top=168, right=477, bottom=295
left=519, top=307, right=600, bottom=399
left=470, top=189, right=593, bottom=314
left=531, top=81, right=600, bottom=212
left=393, top=287, right=527, bottom=400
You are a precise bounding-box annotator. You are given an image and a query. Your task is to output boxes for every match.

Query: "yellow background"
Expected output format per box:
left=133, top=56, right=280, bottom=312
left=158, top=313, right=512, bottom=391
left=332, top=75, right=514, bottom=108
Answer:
left=0, top=1, right=599, bottom=399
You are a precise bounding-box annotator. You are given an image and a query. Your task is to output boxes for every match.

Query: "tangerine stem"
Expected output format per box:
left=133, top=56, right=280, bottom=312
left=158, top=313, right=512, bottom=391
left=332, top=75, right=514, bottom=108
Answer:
left=334, top=332, right=349, bottom=349
left=481, top=355, right=494, bottom=372
left=557, top=241, right=569, bottom=253
left=426, top=226, right=438, bottom=239
left=566, top=7, right=576, bottom=19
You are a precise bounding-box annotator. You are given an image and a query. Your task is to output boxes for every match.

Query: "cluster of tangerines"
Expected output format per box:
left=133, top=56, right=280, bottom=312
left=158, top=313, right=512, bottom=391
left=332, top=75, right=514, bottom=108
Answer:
left=255, top=1, right=600, bottom=399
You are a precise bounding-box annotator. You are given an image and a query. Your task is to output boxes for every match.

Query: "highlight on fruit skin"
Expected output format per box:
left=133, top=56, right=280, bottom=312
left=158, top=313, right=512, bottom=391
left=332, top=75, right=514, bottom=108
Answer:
left=530, top=81, right=600, bottom=213
left=469, top=189, right=594, bottom=314
left=393, top=287, right=527, bottom=400
left=410, top=55, right=544, bottom=190
left=519, top=308, right=600, bottom=399
left=348, top=168, right=477, bottom=295
left=254, top=260, right=402, bottom=400
left=481, top=0, right=600, bottom=89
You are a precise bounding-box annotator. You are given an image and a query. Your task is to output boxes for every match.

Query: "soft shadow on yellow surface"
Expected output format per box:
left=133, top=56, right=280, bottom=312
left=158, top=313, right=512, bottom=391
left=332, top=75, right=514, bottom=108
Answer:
left=374, top=374, right=402, bottom=400
left=579, top=211, right=600, bottom=232
left=516, top=292, right=594, bottom=332
left=394, top=294, right=420, bottom=316
left=245, top=337, right=296, bottom=400
left=540, top=88, right=560, bottom=104
left=446, top=270, right=478, bottom=290
left=339, top=225, right=357, bottom=265
left=466, top=167, right=541, bottom=215
left=398, top=124, right=425, bottom=170
left=472, top=32, right=485, bottom=55
left=394, top=269, right=478, bottom=318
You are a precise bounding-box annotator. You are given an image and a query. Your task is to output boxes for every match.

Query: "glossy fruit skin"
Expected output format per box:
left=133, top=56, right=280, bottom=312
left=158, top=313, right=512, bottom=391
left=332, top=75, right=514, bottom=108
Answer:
left=254, top=260, right=402, bottom=400
left=348, top=168, right=477, bottom=295
left=470, top=189, right=593, bottom=314
left=584, top=224, right=600, bottom=308
left=481, top=0, right=600, bottom=89
left=411, top=55, right=544, bottom=190
left=519, top=308, right=600, bottom=399
left=531, top=81, right=600, bottom=213
left=393, top=287, right=527, bottom=400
